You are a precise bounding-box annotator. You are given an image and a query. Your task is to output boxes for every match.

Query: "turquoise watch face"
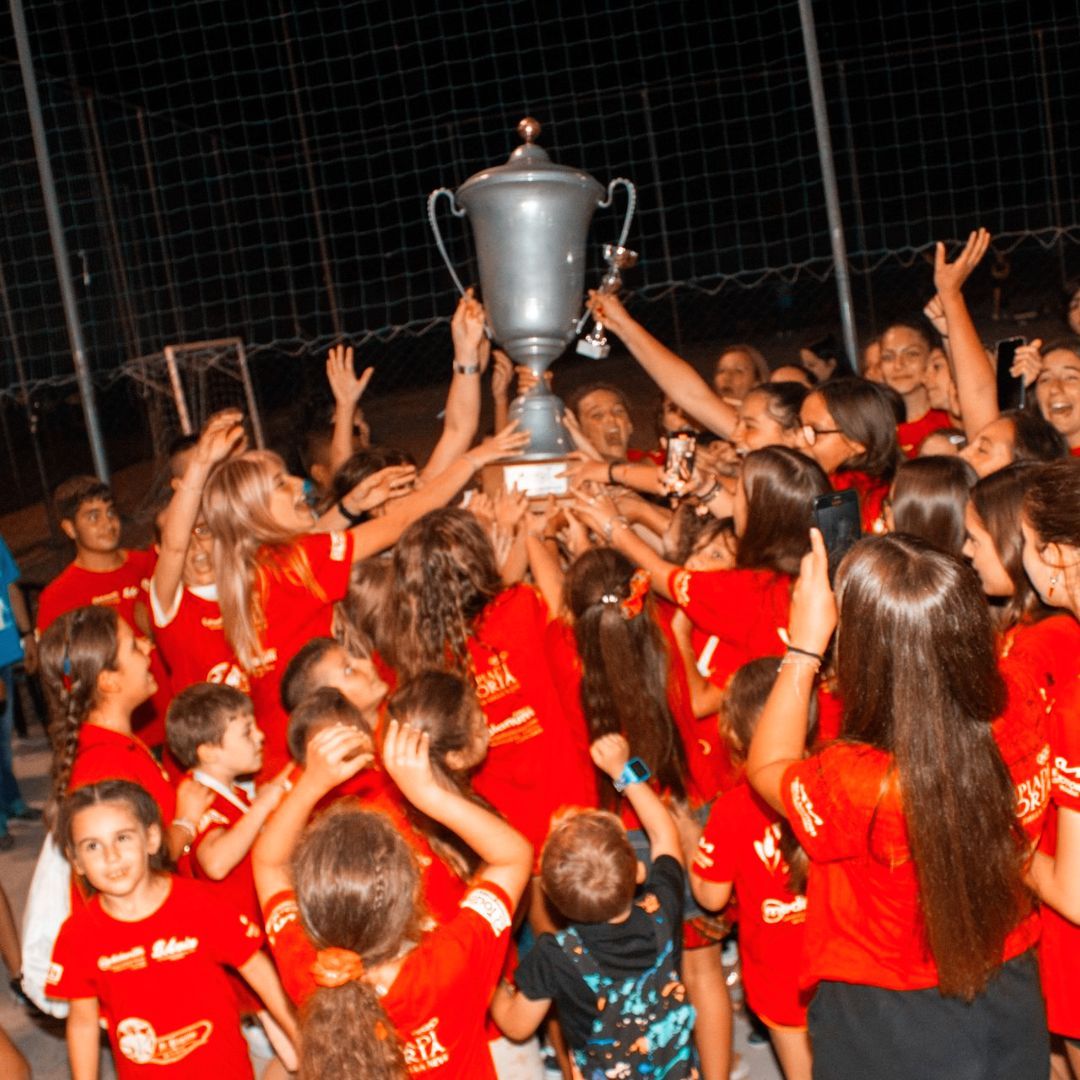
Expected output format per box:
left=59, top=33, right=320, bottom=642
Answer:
left=615, top=757, right=651, bottom=791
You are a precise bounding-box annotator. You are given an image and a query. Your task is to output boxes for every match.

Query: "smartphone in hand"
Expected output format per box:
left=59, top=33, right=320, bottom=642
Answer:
left=995, top=337, right=1026, bottom=412
left=812, top=489, right=862, bottom=581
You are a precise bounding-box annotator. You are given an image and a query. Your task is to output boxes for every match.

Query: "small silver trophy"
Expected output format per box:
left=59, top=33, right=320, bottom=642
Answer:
left=576, top=244, right=639, bottom=359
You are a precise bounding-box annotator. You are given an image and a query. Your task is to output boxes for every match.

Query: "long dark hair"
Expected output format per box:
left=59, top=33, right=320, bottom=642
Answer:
left=565, top=548, right=688, bottom=805
left=970, top=463, right=1050, bottom=630
left=292, top=805, right=422, bottom=1079
left=834, top=535, right=1027, bottom=999
left=388, top=508, right=503, bottom=678
left=39, top=606, right=121, bottom=812
left=816, top=378, right=901, bottom=480
left=736, top=447, right=831, bottom=576
left=890, top=456, right=976, bottom=557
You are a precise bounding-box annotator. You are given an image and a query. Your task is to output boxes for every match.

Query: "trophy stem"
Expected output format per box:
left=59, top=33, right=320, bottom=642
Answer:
left=507, top=381, right=572, bottom=459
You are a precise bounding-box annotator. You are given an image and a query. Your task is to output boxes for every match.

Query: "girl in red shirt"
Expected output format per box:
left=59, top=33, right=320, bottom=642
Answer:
left=201, top=430, right=523, bottom=780
left=799, top=378, right=900, bottom=533
left=692, top=657, right=814, bottom=1080
left=748, top=532, right=1048, bottom=1080
left=253, top=721, right=532, bottom=1079
left=1019, top=460, right=1080, bottom=1073
left=38, top=607, right=207, bottom=863
left=47, top=779, right=297, bottom=1079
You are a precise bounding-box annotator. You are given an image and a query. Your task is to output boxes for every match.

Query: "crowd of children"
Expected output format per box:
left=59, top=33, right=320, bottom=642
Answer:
left=3, top=231, right=1080, bottom=1079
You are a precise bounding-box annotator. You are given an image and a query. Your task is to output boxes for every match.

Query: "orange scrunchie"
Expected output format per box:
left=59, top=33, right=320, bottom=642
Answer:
left=311, top=947, right=365, bottom=988
left=620, top=568, right=651, bottom=620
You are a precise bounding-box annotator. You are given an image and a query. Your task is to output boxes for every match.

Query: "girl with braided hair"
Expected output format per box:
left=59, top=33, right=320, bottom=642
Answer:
left=387, top=508, right=595, bottom=855
left=38, top=606, right=208, bottom=862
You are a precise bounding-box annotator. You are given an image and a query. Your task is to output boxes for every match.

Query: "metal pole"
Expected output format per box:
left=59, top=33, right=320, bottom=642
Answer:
left=640, top=88, right=684, bottom=355
left=9, top=0, right=110, bottom=481
left=797, top=0, right=858, bottom=373
left=1034, top=29, right=1067, bottom=291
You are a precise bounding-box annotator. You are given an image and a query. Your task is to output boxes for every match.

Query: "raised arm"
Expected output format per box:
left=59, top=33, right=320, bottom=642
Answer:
left=933, top=229, right=998, bottom=439
left=746, top=529, right=835, bottom=813
left=382, top=720, right=533, bottom=908
left=325, top=344, right=374, bottom=477
left=588, top=291, right=738, bottom=439
left=422, top=290, right=488, bottom=481
left=251, top=725, right=372, bottom=904
left=152, top=410, right=245, bottom=616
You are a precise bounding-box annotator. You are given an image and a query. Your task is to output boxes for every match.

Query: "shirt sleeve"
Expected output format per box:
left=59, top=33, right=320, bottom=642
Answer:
left=46, top=913, right=96, bottom=1001
left=261, top=889, right=318, bottom=1006
left=302, top=531, right=355, bottom=603
left=197, top=884, right=263, bottom=968
left=693, top=791, right=738, bottom=884
left=643, top=853, right=685, bottom=926
left=1051, top=681, right=1080, bottom=813
left=667, top=568, right=752, bottom=639
left=512, top=933, right=564, bottom=1002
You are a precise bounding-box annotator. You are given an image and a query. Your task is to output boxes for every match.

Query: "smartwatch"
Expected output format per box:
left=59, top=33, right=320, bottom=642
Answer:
left=613, top=757, right=652, bottom=793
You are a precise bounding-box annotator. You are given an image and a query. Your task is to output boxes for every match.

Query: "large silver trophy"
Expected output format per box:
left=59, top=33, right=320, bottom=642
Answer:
left=429, top=118, right=636, bottom=463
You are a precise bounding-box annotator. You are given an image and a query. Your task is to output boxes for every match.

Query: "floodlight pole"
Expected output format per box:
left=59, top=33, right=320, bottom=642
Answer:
left=10, top=0, right=110, bottom=482
left=797, top=0, right=859, bottom=374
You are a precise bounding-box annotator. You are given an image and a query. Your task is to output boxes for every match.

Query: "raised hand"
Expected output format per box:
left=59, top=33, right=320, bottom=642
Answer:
left=381, top=720, right=440, bottom=814
left=300, top=724, right=373, bottom=797
left=326, top=343, right=374, bottom=407
left=451, top=288, right=487, bottom=357
left=343, top=463, right=418, bottom=515
left=191, top=409, right=246, bottom=470
left=491, top=349, right=514, bottom=401
left=586, top=289, right=632, bottom=335
left=1011, top=338, right=1043, bottom=387
left=466, top=420, right=531, bottom=466
left=786, top=527, right=837, bottom=657
left=933, top=228, right=991, bottom=298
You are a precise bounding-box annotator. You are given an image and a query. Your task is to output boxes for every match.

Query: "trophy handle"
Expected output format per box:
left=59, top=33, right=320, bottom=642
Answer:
left=427, top=187, right=470, bottom=299
left=598, top=178, right=637, bottom=249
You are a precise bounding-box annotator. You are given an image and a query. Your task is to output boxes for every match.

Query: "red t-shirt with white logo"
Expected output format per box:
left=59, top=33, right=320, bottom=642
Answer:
left=780, top=670, right=1048, bottom=994
left=1007, top=614, right=1080, bottom=1036
left=467, top=585, right=597, bottom=851
left=151, top=585, right=248, bottom=696
left=667, top=567, right=790, bottom=695
left=694, top=781, right=810, bottom=1027
left=36, top=549, right=156, bottom=635
left=245, top=531, right=354, bottom=781
left=47, top=876, right=262, bottom=1078
left=263, top=880, right=513, bottom=1077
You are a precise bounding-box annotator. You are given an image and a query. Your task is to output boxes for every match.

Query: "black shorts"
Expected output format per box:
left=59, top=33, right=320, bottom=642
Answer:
left=808, top=951, right=1048, bottom=1080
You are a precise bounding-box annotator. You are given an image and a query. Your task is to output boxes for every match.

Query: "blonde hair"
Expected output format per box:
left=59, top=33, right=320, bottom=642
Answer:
left=202, top=450, right=326, bottom=670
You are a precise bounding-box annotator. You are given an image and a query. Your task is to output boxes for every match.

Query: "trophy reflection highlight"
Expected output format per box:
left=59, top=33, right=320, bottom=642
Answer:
left=576, top=244, right=639, bottom=360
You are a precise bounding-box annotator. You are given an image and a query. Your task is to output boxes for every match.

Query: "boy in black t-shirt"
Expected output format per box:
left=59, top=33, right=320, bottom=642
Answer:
left=491, top=733, right=699, bottom=1079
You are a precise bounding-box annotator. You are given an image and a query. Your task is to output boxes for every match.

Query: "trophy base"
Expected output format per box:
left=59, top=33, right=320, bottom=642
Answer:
left=576, top=337, right=610, bottom=360
left=481, top=459, right=571, bottom=501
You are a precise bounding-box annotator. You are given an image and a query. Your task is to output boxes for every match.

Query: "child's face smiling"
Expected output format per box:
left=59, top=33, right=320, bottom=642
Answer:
left=71, top=802, right=160, bottom=900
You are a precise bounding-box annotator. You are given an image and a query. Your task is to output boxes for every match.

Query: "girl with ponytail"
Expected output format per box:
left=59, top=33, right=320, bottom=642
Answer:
left=252, top=720, right=532, bottom=1078
left=38, top=606, right=208, bottom=861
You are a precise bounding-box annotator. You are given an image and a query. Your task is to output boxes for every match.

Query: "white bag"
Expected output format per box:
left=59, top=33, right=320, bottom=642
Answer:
left=19, top=830, right=72, bottom=1018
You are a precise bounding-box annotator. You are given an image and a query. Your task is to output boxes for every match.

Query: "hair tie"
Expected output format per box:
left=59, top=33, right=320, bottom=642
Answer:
left=311, top=946, right=365, bottom=988
left=61, top=646, right=74, bottom=693
left=619, top=568, right=651, bottom=620
left=599, top=593, right=620, bottom=607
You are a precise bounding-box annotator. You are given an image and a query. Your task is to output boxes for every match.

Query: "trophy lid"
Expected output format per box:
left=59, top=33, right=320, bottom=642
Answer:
left=456, top=118, right=604, bottom=199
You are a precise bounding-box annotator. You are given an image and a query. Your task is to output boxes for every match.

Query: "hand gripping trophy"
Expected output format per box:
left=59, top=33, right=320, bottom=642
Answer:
left=429, top=119, right=636, bottom=493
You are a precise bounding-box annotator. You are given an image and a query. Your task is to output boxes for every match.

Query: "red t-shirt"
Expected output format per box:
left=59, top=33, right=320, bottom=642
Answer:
left=668, top=567, right=790, bottom=694
left=467, top=585, right=597, bottom=852
left=829, top=470, right=889, bottom=535
left=1009, top=614, right=1080, bottom=1036
left=36, top=549, right=156, bottom=635
left=151, top=584, right=248, bottom=696
left=47, top=876, right=262, bottom=1078
left=1070, top=445, right=1080, bottom=458
left=188, top=784, right=260, bottom=925
left=780, top=675, right=1047, bottom=994
left=246, top=531, right=354, bottom=781
left=68, top=723, right=177, bottom=826
left=264, top=880, right=513, bottom=1078
left=694, top=781, right=810, bottom=1027
left=896, top=408, right=953, bottom=459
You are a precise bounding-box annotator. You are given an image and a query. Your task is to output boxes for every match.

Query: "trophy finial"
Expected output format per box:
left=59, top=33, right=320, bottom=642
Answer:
left=517, top=117, right=542, bottom=145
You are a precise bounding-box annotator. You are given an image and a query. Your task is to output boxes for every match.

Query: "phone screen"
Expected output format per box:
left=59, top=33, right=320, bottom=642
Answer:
left=995, top=337, right=1026, bottom=412
left=812, top=489, right=862, bottom=580
left=664, top=433, right=697, bottom=494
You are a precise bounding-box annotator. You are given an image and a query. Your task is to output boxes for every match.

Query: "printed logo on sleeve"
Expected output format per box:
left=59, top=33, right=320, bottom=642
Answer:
left=116, top=1017, right=213, bottom=1065
left=461, top=888, right=511, bottom=936
left=693, top=836, right=715, bottom=871
left=789, top=778, right=823, bottom=838
left=265, top=897, right=300, bottom=945
left=1053, top=755, right=1080, bottom=802
left=670, top=570, right=691, bottom=608
left=329, top=531, right=347, bottom=562
left=46, top=961, right=63, bottom=986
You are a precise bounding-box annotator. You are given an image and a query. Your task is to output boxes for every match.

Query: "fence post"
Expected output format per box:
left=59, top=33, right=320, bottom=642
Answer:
left=797, top=0, right=859, bottom=373
left=9, top=0, right=110, bottom=482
